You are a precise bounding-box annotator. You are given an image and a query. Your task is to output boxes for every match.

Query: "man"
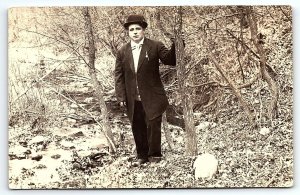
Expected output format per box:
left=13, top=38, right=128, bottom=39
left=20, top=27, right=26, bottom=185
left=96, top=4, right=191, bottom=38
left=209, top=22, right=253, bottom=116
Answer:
left=115, top=14, right=176, bottom=165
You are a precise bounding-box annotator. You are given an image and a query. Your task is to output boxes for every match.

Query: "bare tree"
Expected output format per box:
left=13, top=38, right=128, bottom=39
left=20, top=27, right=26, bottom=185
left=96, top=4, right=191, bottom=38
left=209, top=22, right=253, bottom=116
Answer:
left=175, top=7, right=197, bottom=156
left=82, top=7, right=116, bottom=153
left=246, top=6, right=279, bottom=120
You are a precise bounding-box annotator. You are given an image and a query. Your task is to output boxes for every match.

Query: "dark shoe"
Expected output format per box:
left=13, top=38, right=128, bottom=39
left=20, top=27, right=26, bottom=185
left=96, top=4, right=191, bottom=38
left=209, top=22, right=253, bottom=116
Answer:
left=132, top=158, right=149, bottom=167
left=149, top=156, right=162, bottom=163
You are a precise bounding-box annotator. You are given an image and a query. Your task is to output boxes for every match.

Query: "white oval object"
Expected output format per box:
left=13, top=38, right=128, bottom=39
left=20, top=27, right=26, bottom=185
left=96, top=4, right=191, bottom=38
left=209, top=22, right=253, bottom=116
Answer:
left=193, top=153, right=218, bottom=180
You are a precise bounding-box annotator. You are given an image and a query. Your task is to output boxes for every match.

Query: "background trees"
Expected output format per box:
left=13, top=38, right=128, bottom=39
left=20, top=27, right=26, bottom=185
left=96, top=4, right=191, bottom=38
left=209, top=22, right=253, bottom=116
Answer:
left=8, top=6, right=293, bottom=188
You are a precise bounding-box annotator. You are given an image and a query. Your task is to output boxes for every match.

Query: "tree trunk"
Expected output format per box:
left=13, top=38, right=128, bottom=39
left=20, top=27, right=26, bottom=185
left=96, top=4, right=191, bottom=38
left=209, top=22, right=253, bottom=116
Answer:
left=162, top=112, right=174, bottom=150
left=82, top=7, right=116, bottom=153
left=246, top=7, right=279, bottom=119
left=175, top=7, right=197, bottom=156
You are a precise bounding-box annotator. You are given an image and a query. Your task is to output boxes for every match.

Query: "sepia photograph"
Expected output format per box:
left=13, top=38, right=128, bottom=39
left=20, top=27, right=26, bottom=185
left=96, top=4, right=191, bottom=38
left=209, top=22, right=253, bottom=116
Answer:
left=8, top=6, right=293, bottom=189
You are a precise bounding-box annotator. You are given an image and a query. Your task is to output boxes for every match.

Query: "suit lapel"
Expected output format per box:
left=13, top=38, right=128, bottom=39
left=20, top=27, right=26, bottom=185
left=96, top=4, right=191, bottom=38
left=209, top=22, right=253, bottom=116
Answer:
left=137, top=38, right=152, bottom=72
left=124, top=43, right=135, bottom=73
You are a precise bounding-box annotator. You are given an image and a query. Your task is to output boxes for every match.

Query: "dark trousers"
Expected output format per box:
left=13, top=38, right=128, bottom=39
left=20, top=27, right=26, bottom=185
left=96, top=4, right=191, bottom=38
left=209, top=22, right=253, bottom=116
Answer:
left=132, top=101, right=162, bottom=159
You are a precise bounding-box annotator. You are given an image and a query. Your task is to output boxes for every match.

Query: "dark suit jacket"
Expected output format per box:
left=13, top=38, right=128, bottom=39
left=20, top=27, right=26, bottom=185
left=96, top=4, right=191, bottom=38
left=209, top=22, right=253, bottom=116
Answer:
left=115, top=38, right=176, bottom=122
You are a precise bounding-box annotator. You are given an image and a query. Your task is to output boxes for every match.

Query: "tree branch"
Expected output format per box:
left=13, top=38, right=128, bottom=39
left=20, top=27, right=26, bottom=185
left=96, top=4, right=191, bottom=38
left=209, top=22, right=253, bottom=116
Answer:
left=50, top=87, right=116, bottom=153
left=226, top=28, right=277, bottom=77
left=11, top=49, right=78, bottom=104
left=17, top=27, right=90, bottom=69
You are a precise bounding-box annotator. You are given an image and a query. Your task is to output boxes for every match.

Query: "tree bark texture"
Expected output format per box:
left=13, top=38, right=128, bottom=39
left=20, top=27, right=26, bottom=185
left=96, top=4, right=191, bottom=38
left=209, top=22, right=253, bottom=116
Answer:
left=162, top=112, right=174, bottom=150
left=246, top=7, right=279, bottom=120
left=82, top=7, right=116, bottom=153
left=175, top=7, right=197, bottom=156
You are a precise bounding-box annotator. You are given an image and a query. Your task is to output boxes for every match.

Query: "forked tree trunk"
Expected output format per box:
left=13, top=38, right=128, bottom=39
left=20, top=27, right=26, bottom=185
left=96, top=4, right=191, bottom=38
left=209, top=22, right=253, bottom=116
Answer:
left=175, top=7, right=197, bottom=156
left=246, top=7, right=279, bottom=119
left=82, top=7, right=116, bottom=153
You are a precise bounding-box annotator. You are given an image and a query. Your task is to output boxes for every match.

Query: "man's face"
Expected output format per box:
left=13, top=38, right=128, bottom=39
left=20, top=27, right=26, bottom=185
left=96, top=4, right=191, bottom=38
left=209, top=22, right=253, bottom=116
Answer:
left=128, top=24, right=145, bottom=43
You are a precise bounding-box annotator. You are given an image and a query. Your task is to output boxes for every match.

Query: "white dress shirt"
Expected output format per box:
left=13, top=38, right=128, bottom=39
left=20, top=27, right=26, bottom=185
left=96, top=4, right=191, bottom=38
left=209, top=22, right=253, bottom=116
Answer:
left=131, top=38, right=144, bottom=100
left=131, top=38, right=144, bottom=73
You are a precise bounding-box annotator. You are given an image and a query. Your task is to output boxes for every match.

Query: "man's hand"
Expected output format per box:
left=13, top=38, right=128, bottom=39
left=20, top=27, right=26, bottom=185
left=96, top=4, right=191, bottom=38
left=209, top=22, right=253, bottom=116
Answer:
left=170, top=32, right=185, bottom=47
